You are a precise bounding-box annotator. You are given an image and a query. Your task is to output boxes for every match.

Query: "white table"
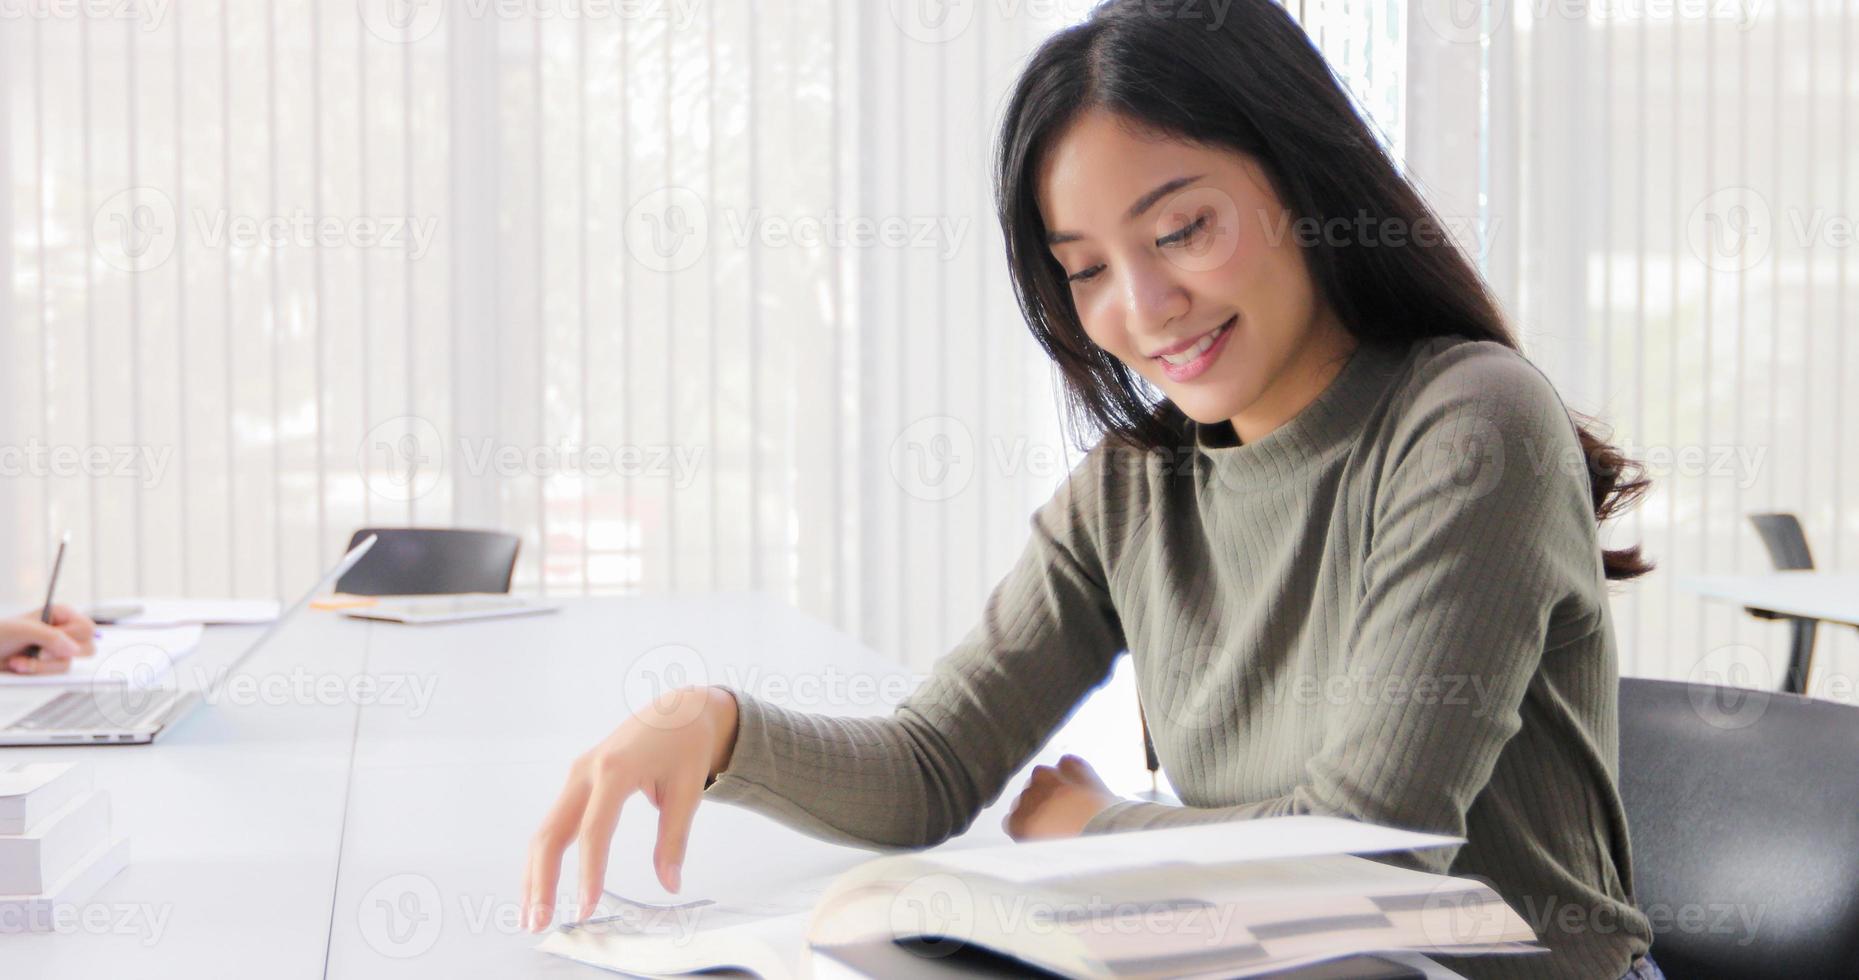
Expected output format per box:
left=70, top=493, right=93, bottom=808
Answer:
left=0, top=593, right=1461, bottom=978
left=1680, top=572, right=1859, bottom=627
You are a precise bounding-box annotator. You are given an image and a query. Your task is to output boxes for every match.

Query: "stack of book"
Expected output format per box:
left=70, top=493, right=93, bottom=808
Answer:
left=0, top=762, right=132, bottom=932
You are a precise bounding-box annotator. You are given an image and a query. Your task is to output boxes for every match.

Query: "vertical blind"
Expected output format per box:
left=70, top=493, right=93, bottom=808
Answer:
left=1405, top=0, right=1859, bottom=699
left=0, top=1, right=1357, bottom=670
left=0, top=1, right=1112, bottom=670
left=11, top=2, right=1843, bottom=689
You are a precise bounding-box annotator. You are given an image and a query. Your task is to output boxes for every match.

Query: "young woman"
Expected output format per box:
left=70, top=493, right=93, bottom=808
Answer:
left=525, top=3, right=1661, bottom=977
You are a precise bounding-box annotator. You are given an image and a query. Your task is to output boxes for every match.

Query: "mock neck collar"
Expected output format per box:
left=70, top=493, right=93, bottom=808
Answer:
left=1188, top=340, right=1413, bottom=486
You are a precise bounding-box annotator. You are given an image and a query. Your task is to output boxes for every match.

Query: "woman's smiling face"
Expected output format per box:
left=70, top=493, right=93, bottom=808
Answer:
left=1036, top=108, right=1353, bottom=441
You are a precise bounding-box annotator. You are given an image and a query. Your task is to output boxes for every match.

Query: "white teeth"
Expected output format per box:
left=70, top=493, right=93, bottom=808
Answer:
left=1160, top=321, right=1229, bottom=366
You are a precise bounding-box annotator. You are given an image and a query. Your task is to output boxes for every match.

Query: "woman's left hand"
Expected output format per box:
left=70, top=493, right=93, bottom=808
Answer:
left=1004, top=754, right=1122, bottom=841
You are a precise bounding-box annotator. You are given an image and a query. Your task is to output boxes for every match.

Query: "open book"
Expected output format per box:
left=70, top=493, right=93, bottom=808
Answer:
left=538, top=815, right=1541, bottom=979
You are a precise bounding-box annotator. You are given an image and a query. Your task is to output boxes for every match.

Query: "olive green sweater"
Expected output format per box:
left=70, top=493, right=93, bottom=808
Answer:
left=703, top=336, right=1653, bottom=979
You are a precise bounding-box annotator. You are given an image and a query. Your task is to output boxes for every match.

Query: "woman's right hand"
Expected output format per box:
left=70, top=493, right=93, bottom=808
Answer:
left=2, top=604, right=95, bottom=674
left=522, top=685, right=740, bottom=933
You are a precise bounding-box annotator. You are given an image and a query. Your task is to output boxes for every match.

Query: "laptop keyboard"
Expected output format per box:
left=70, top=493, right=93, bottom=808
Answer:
left=13, top=690, right=173, bottom=731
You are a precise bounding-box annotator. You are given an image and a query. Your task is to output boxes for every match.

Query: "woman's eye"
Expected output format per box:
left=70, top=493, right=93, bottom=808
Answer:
left=1066, top=264, right=1104, bottom=284
left=1157, top=212, right=1210, bottom=247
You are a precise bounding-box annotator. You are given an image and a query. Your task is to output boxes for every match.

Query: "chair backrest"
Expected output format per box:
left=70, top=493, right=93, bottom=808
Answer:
left=334, top=527, right=520, bottom=596
left=1747, top=513, right=1815, bottom=571
left=1617, top=677, right=1859, bottom=978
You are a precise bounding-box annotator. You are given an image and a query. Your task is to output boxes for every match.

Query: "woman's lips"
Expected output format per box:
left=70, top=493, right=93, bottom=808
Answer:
left=1155, top=315, right=1237, bottom=383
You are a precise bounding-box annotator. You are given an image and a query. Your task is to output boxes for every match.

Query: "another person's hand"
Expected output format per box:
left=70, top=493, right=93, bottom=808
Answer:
left=523, top=685, right=740, bottom=933
left=1, top=604, right=96, bottom=675
left=1004, top=754, right=1122, bottom=841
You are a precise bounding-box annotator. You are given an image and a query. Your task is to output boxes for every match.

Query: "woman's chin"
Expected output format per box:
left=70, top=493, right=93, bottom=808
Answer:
left=1166, top=383, right=1257, bottom=428
left=1175, top=404, right=1231, bottom=426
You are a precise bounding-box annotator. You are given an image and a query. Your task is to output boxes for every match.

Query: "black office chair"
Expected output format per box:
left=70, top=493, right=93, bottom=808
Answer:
left=1740, top=513, right=1822, bottom=694
left=1617, top=677, right=1859, bottom=978
left=334, top=527, right=520, bottom=595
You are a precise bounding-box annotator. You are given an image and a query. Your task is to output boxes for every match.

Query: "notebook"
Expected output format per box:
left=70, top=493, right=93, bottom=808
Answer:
left=0, top=626, right=203, bottom=688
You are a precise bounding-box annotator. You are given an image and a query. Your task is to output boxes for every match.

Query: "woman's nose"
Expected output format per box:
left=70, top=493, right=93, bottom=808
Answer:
left=1122, top=258, right=1192, bottom=337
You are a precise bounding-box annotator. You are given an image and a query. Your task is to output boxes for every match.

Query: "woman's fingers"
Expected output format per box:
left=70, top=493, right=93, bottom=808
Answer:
left=575, top=768, right=636, bottom=922
left=48, top=604, right=96, bottom=656
left=524, top=690, right=720, bottom=931
left=1004, top=771, right=1048, bottom=840
left=652, top=776, right=703, bottom=893
left=525, top=764, right=597, bottom=932
left=524, top=835, right=563, bottom=933
left=0, top=619, right=80, bottom=674
left=6, top=651, right=71, bottom=675
left=0, top=618, right=79, bottom=664
left=1003, top=799, right=1023, bottom=839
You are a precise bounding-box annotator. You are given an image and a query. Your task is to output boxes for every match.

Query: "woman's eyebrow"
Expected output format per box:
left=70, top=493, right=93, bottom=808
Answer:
left=1045, top=173, right=1206, bottom=246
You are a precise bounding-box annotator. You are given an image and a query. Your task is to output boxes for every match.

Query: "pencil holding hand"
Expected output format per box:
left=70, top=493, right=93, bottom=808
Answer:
left=2, top=532, right=97, bottom=675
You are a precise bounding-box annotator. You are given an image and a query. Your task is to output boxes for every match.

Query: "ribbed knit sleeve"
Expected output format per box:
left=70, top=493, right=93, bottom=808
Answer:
left=1083, top=346, right=1603, bottom=876
left=700, top=445, right=1134, bottom=849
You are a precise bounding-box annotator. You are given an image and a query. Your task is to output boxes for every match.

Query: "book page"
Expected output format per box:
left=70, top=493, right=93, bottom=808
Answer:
left=925, top=815, right=1460, bottom=885
left=536, top=873, right=840, bottom=980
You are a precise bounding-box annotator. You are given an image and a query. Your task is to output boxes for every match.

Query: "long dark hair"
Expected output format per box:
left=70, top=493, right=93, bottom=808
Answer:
left=993, top=0, right=1652, bottom=580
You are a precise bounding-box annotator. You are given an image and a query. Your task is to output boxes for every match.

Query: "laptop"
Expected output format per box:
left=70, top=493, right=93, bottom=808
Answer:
left=340, top=593, right=560, bottom=625
left=0, top=535, right=378, bottom=747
